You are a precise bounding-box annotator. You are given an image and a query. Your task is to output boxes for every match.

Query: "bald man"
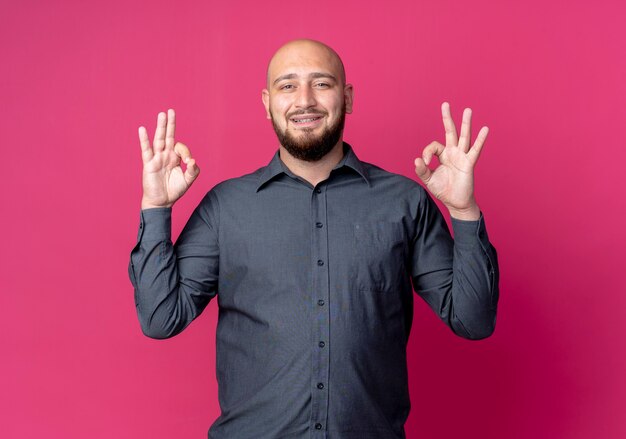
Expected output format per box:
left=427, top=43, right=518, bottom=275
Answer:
left=130, top=38, right=500, bottom=439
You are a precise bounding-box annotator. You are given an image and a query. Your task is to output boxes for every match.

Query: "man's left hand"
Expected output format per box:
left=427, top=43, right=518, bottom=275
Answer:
left=414, top=102, right=489, bottom=221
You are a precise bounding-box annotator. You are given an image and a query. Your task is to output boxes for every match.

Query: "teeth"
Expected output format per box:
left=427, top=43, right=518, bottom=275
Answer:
left=293, top=117, right=320, bottom=123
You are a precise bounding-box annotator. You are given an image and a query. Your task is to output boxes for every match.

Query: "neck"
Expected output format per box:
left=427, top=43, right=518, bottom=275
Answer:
left=279, top=140, right=345, bottom=187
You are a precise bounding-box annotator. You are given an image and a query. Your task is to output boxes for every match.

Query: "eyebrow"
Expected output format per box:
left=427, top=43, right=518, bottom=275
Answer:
left=272, top=72, right=337, bottom=86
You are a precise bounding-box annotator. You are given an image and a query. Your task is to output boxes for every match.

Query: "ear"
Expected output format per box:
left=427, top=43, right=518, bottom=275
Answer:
left=261, top=89, right=271, bottom=119
left=344, top=83, right=354, bottom=114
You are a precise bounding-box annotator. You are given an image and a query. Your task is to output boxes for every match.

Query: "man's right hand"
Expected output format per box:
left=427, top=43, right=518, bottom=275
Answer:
left=138, top=109, right=200, bottom=209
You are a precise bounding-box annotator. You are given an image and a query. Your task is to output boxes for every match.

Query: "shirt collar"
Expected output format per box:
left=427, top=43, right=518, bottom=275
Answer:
left=255, top=141, right=370, bottom=192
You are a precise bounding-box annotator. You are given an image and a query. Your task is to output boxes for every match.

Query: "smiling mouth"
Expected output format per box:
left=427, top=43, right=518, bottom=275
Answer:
left=290, top=115, right=323, bottom=127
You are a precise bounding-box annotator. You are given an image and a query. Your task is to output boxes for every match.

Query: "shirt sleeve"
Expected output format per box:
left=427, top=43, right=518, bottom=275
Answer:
left=410, top=189, right=499, bottom=340
left=128, top=190, right=220, bottom=339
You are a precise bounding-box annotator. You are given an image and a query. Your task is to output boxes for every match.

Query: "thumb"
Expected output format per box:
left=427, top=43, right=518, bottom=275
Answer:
left=414, top=157, right=432, bottom=184
left=184, top=158, right=200, bottom=186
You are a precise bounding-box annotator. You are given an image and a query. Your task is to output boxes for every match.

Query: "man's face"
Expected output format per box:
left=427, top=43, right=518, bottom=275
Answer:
left=262, top=42, right=353, bottom=162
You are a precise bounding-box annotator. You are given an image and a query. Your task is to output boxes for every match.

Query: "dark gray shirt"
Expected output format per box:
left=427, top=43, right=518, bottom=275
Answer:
left=128, top=142, right=499, bottom=439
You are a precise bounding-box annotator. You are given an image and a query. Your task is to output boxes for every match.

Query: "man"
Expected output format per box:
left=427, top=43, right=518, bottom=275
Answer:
left=129, top=39, right=499, bottom=439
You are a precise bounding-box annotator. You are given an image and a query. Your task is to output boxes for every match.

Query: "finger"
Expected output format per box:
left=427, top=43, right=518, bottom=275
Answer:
left=165, top=108, right=176, bottom=150
left=441, top=102, right=458, bottom=147
left=422, top=141, right=445, bottom=166
left=414, top=157, right=433, bottom=184
left=153, top=111, right=167, bottom=152
left=174, top=141, right=192, bottom=163
left=467, top=126, right=489, bottom=165
left=184, top=158, right=200, bottom=186
left=458, top=108, right=472, bottom=152
left=138, top=126, right=153, bottom=162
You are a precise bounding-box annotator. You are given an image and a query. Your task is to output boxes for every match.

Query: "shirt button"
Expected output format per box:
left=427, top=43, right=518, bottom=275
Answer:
left=318, top=341, right=325, bottom=348
left=315, top=222, right=323, bottom=228
left=317, top=382, right=324, bottom=389
left=315, top=187, right=322, bottom=193
left=315, top=423, right=323, bottom=430
left=318, top=299, right=325, bottom=306
left=139, top=223, right=143, bottom=228
left=317, top=259, right=324, bottom=266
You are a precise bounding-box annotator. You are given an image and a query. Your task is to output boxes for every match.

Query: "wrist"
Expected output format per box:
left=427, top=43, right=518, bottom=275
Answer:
left=141, top=198, right=173, bottom=210
left=448, top=203, right=481, bottom=221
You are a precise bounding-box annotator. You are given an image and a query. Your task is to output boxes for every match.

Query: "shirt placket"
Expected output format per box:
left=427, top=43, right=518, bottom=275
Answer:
left=310, top=182, right=330, bottom=438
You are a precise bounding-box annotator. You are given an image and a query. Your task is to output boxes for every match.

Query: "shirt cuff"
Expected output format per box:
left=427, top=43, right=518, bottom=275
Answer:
left=137, top=207, right=172, bottom=242
left=450, top=211, right=490, bottom=249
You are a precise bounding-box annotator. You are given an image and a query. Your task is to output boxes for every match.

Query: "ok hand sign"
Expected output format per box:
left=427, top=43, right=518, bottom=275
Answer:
left=414, top=102, right=489, bottom=220
left=138, top=109, right=200, bottom=210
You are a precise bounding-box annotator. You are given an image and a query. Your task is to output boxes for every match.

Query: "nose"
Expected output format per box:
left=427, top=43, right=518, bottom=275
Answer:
left=295, top=85, right=316, bottom=109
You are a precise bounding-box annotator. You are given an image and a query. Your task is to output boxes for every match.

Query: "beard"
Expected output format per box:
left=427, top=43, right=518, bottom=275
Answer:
left=270, top=103, right=346, bottom=162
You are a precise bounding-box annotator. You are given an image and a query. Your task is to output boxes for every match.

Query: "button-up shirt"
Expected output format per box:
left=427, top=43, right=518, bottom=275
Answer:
left=128, top=141, right=499, bottom=439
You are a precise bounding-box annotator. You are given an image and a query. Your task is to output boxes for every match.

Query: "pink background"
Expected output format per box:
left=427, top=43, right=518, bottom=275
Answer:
left=1, top=0, right=625, bottom=438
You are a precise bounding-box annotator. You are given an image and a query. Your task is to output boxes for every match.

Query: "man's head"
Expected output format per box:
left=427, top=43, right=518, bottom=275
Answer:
left=262, top=39, right=353, bottom=162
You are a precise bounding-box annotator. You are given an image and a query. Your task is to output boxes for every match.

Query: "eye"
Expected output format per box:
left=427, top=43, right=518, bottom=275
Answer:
left=280, top=84, right=294, bottom=90
left=315, top=82, right=330, bottom=88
